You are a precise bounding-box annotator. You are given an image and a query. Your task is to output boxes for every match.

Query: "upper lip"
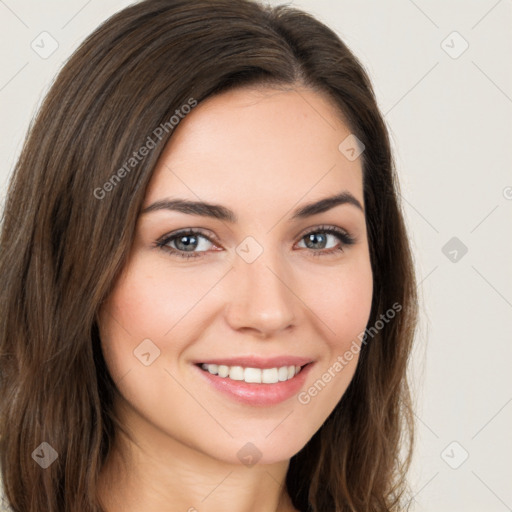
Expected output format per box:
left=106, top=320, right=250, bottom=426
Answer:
left=195, top=355, right=314, bottom=369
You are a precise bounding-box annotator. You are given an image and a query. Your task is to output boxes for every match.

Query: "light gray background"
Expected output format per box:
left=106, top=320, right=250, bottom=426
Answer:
left=1, top=1, right=511, bottom=511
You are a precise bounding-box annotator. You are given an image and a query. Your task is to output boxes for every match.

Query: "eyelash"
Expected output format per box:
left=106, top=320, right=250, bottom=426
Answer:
left=154, top=225, right=356, bottom=260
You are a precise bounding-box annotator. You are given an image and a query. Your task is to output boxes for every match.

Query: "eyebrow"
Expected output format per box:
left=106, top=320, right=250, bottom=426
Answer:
left=141, top=191, right=364, bottom=222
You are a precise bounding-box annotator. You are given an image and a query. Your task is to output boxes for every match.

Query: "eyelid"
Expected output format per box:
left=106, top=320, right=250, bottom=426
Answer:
left=156, top=224, right=355, bottom=244
left=155, top=227, right=220, bottom=248
left=155, top=224, right=357, bottom=258
left=298, top=223, right=354, bottom=241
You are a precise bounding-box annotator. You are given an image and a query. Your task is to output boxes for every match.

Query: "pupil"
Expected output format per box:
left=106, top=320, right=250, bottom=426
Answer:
left=307, top=233, right=325, bottom=249
left=177, top=235, right=197, bottom=251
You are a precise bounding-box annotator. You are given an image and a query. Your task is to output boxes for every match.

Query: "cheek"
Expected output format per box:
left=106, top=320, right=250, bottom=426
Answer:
left=97, top=256, right=228, bottom=388
left=326, top=273, right=373, bottom=347
left=294, top=254, right=373, bottom=416
left=307, top=253, right=374, bottom=350
left=100, top=259, right=217, bottom=345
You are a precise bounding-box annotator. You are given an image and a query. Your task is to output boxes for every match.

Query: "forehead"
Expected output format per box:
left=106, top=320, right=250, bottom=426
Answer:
left=143, top=86, right=364, bottom=216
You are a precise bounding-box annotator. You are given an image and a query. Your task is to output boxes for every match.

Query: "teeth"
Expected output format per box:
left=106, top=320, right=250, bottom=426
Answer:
left=244, top=367, right=262, bottom=383
left=218, top=365, right=229, bottom=378
left=200, top=363, right=303, bottom=383
left=262, top=368, right=278, bottom=384
left=228, top=366, right=244, bottom=381
left=277, top=366, right=288, bottom=381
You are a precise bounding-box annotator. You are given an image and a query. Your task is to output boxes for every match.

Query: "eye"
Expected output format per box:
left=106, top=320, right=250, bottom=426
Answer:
left=155, top=228, right=218, bottom=259
left=296, top=225, right=356, bottom=257
left=155, top=225, right=356, bottom=260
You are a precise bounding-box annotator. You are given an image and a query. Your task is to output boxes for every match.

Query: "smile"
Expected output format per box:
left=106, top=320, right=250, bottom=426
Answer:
left=199, top=363, right=303, bottom=384
left=194, top=357, right=314, bottom=406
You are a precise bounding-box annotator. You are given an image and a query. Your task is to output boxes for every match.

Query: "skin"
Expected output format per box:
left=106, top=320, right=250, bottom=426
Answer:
left=96, top=85, right=373, bottom=512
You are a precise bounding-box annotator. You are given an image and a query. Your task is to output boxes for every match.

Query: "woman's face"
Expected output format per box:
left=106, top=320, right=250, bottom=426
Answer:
left=98, top=85, right=373, bottom=465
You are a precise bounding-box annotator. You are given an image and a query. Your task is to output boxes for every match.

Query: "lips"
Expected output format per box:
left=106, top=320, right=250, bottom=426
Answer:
left=193, top=356, right=315, bottom=406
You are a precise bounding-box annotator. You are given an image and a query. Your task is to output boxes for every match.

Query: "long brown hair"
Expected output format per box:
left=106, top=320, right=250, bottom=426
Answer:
left=0, top=1, right=418, bottom=510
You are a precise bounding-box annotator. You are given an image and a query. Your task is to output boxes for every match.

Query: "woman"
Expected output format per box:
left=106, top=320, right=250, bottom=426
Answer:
left=0, top=0, right=418, bottom=510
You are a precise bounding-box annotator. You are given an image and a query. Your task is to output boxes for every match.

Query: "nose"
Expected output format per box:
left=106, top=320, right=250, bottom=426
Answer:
left=224, top=250, right=298, bottom=338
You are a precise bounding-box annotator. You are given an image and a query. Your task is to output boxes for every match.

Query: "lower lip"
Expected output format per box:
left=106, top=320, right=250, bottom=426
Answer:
left=194, top=363, right=314, bottom=406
